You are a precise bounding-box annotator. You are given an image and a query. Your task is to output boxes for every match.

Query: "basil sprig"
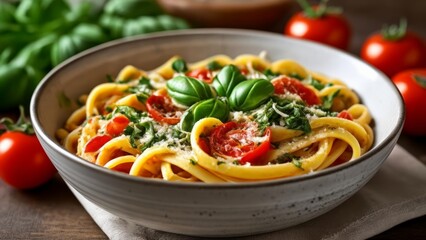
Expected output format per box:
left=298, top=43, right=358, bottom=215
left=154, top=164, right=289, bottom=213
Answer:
left=229, top=79, right=274, bottom=111
left=166, top=75, right=214, bottom=106
left=180, top=97, right=229, bottom=131
left=212, top=65, right=246, bottom=97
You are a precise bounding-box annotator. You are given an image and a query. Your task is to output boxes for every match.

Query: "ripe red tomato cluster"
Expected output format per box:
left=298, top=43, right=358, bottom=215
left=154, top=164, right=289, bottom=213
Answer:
left=284, top=1, right=426, bottom=75
left=285, top=0, right=426, bottom=136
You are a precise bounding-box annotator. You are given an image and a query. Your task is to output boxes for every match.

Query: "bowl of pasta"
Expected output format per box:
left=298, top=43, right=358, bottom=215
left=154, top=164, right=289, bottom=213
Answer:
left=30, top=29, right=404, bottom=237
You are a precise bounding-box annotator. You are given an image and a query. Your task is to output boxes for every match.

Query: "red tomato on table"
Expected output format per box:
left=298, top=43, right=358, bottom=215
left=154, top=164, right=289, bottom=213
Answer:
left=284, top=0, right=351, bottom=50
left=361, top=20, right=426, bottom=77
left=392, top=69, right=426, bottom=136
left=0, top=107, right=57, bottom=189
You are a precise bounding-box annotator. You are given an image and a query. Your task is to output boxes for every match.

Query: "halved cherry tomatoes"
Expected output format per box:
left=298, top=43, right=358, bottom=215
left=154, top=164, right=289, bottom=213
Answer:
left=208, top=121, right=271, bottom=165
left=186, top=68, right=213, bottom=83
left=392, top=68, right=426, bottom=136
left=271, top=76, right=321, bottom=106
left=106, top=114, right=130, bottom=136
left=84, top=134, right=112, bottom=153
left=337, top=110, right=353, bottom=120
left=146, top=95, right=181, bottom=125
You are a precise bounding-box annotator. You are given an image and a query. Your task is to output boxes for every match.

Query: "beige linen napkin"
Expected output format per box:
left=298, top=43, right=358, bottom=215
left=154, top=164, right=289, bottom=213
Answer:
left=70, top=144, right=426, bottom=240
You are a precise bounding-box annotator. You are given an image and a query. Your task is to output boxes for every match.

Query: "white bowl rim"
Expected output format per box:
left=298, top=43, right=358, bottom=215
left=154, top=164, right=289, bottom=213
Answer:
left=30, top=28, right=405, bottom=189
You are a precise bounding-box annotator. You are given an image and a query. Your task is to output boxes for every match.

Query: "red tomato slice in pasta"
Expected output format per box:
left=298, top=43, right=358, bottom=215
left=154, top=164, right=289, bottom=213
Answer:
left=198, top=137, right=211, bottom=155
left=186, top=68, right=213, bottom=83
left=209, top=121, right=271, bottom=165
left=337, top=110, right=353, bottom=120
left=106, top=115, right=130, bottom=136
left=84, top=135, right=112, bottom=153
left=272, top=76, right=321, bottom=106
left=146, top=95, right=181, bottom=125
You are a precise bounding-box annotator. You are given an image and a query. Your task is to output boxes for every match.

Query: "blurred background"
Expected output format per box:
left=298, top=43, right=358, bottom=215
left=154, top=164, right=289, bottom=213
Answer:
left=1, top=0, right=425, bottom=112
left=0, top=0, right=425, bottom=239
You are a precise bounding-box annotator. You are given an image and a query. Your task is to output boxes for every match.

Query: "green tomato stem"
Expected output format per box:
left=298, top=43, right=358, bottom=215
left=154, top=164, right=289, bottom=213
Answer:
left=0, top=106, right=34, bottom=135
left=297, top=0, right=342, bottom=19
left=381, top=19, right=407, bottom=41
left=413, top=74, right=426, bottom=88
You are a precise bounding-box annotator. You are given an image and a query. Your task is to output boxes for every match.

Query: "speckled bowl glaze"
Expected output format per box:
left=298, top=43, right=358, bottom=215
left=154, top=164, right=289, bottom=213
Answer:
left=30, top=29, right=404, bottom=237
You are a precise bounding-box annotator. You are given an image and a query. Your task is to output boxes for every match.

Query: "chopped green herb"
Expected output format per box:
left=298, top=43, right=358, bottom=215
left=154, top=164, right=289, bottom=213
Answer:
left=126, top=76, right=153, bottom=95
left=274, top=153, right=300, bottom=164
left=292, top=159, right=304, bottom=170
left=189, top=159, right=197, bottom=165
left=106, top=74, right=114, bottom=82
left=172, top=58, right=188, bottom=73
left=112, top=105, right=144, bottom=122
left=263, top=69, right=280, bottom=80
left=217, top=161, right=226, bottom=165
left=305, top=77, right=333, bottom=90
left=289, top=73, right=304, bottom=80
left=321, top=89, right=340, bottom=111
left=206, top=60, right=222, bottom=71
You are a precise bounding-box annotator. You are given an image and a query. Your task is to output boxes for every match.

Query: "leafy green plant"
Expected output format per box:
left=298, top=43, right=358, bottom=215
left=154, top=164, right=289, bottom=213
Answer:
left=0, top=0, right=190, bottom=111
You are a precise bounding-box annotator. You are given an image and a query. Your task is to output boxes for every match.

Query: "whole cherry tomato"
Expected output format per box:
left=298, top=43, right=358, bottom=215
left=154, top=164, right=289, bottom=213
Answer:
left=391, top=69, right=426, bottom=136
left=0, top=107, right=57, bottom=189
left=361, top=20, right=426, bottom=77
left=208, top=121, right=271, bottom=165
left=284, top=0, right=351, bottom=50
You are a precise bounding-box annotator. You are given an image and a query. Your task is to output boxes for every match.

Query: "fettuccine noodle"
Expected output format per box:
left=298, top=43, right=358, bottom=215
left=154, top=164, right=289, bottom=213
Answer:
left=57, top=53, right=374, bottom=183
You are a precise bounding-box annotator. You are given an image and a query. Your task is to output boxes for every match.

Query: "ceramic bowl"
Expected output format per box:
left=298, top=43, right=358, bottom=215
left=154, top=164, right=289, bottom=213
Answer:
left=30, top=29, right=404, bottom=237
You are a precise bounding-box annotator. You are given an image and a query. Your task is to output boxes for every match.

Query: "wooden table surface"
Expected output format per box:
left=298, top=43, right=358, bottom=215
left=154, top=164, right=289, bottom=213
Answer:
left=1, top=0, right=425, bottom=239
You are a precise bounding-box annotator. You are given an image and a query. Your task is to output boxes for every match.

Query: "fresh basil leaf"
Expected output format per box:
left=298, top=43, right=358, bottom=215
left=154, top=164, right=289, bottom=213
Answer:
left=0, top=1, right=16, bottom=23
left=99, top=14, right=125, bottom=39
left=71, top=23, right=107, bottom=45
left=104, top=0, right=163, bottom=18
left=15, top=0, right=70, bottom=26
left=180, top=97, right=229, bottom=132
left=206, top=60, right=223, bottom=71
left=171, top=58, right=188, bottom=73
left=229, top=79, right=274, bottom=111
left=212, top=65, right=246, bottom=97
left=166, top=76, right=213, bottom=106
left=12, top=34, right=57, bottom=70
left=157, top=14, right=189, bottom=30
